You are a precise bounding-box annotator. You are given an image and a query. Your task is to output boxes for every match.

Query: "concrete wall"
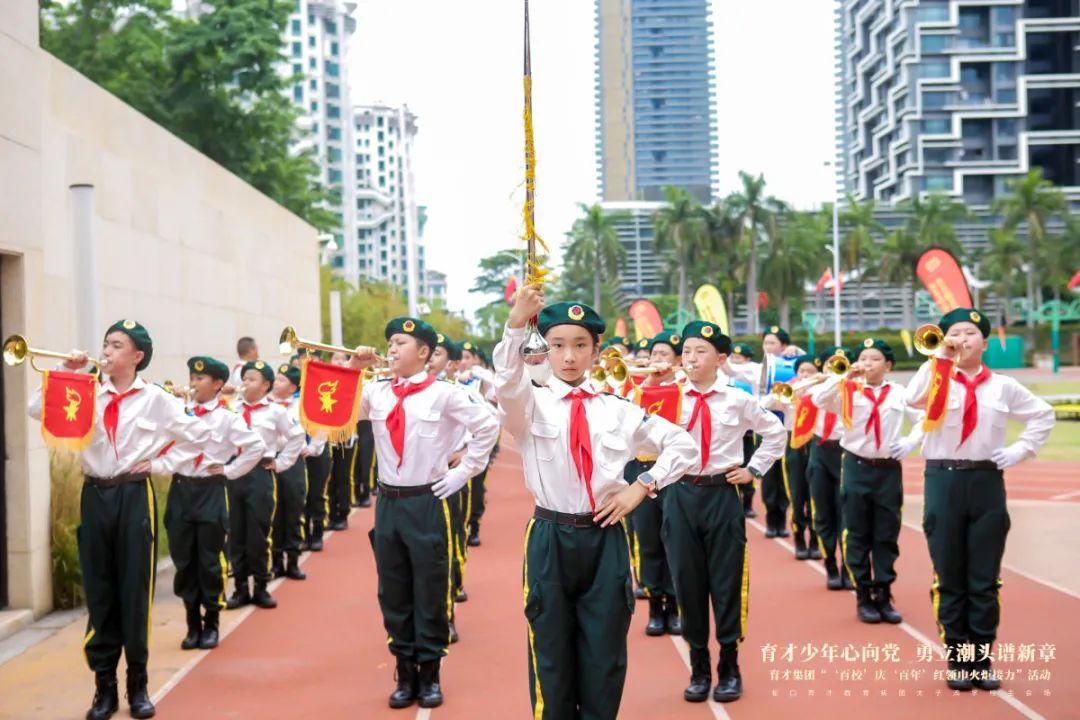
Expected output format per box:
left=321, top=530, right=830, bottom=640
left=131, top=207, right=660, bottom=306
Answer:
left=0, top=1, right=321, bottom=615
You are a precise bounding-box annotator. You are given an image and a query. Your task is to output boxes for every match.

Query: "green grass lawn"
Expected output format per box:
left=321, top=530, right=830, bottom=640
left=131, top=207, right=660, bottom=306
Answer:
left=1022, top=380, right=1080, bottom=397
left=1007, top=419, right=1080, bottom=462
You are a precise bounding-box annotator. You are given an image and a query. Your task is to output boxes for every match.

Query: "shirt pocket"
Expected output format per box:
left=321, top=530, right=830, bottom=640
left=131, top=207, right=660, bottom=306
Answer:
left=418, top=410, right=442, bottom=438
left=596, top=432, right=629, bottom=469
left=530, top=421, right=559, bottom=462
left=369, top=409, right=388, bottom=437
left=943, top=397, right=963, bottom=427
left=716, top=409, right=741, bottom=429
left=988, top=400, right=1009, bottom=429
left=134, top=417, right=157, bottom=433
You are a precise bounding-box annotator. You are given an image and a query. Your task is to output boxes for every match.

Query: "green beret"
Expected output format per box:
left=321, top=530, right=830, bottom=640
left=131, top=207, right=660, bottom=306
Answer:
left=614, top=336, right=630, bottom=348
left=636, top=338, right=650, bottom=351
left=681, top=321, right=732, bottom=355
left=242, top=360, right=274, bottom=384
left=794, top=354, right=817, bottom=372
left=762, top=325, right=791, bottom=345
left=277, top=362, right=301, bottom=389
left=649, top=331, right=683, bottom=355
left=105, top=319, right=153, bottom=371
left=857, top=337, right=895, bottom=365
left=537, top=302, right=605, bottom=336
left=435, top=332, right=462, bottom=361
left=187, top=356, right=229, bottom=382
left=385, top=316, right=438, bottom=352
left=940, top=307, right=990, bottom=338
left=731, top=343, right=754, bottom=360
left=475, top=346, right=489, bottom=365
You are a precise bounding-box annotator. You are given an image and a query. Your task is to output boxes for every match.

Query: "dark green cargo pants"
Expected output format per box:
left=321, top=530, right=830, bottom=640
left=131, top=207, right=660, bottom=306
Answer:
left=271, top=460, right=308, bottom=554
left=840, top=454, right=902, bottom=589
left=227, top=465, right=276, bottom=585
left=808, top=440, right=844, bottom=561
left=626, top=460, right=673, bottom=598
left=78, top=476, right=157, bottom=672
left=373, top=488, right=453, bottom=663
left=782, top=442, right=812, bottom=533
left=165, top=475, right=228, bottom=611
left=662, top=480, right=749, bottom=651
left=304, top=444, right=331, bottom=528
left=523, top=515, right=634, bottom=720
left=923, top=465, right=1010, bottom=644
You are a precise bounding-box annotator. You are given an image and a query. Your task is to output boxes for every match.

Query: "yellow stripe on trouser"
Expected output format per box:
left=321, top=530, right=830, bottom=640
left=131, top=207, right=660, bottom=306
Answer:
left=217, top=552, right=229, bottom=609
left=146, top=479, right=156, bottom=644
left=841, top=528, right=856, bottom=588
left=809, top=495, right=827, bottom=557
left=838, top=456, right=855, bottom=582
left=301, top=465, right=309, bottom=541
left=522, top=519, right=544, bottom=720
left=348, top=443, right=359, bottom=504
left=83, top=627, right=96, bottom=665
left=267, top=471, right=278, bottom=574
left=738, top=539, right=750, bottom=644
left=781, top=448, right=794, bottom=532
left=440, top=499, right=454, bottom=644
left=931, top=572, right=944, bottom=640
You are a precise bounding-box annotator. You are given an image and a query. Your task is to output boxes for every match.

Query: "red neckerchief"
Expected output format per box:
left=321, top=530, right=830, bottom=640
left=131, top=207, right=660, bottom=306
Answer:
left=566, top=387, right=596, bottom=512
left=387, top=375, right=438, bottom=467
left=954, top=366, right=991, bottom=447
left=687, top=389, right=716, bottom=470
left=862, top=384, right=892, bottom=450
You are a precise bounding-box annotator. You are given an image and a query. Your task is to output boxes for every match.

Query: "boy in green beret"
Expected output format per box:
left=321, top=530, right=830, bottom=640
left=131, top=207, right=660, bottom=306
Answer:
left=348, top=317, right=500, bottom=709
left=494, top=289, right=697, bottom=720
left=810, top=338, right=922, bottom=624
left=164, top=356, right=266, bottom=651
left=28, top=320, right=211, bottom=720
left=904, top=308, right=1054, bottom=690
left=226, top=360, right=306, bottom=611
left=663, top=320, right=786, bottom=704
left=457, top=341, right=498, bottom=546
left=269, top=363, right=320, bottom=580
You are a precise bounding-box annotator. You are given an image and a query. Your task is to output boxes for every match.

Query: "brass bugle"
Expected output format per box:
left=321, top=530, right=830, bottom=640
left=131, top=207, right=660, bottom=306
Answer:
left=363, top=367, right=393, bottom=381
left=2, top=334, right=102, bottom=373
left=771, top=374, right=827, bottom=401
left=913, top=324, right=962, bottom=358
left=824, top=353, right=850, bottom=376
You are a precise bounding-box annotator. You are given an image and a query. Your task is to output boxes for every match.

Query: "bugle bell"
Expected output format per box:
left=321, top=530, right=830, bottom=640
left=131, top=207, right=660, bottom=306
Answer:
left=2, top=334, right=102, bottom=373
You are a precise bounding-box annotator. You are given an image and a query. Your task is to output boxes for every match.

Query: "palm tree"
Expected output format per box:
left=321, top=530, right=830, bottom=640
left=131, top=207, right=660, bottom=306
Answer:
left=760, top=210, right=828, bottom=328
left=898, top=192, right=969, bottom=255
left=992, top=168, right=1068, bottom=335
left=839, top=195, right=884, bottom=331
left=653, top=186, right=706, bottom=315
left=877, top=227, right=926, bottom=330
left=979, top=228, right=1026, bottom=326
left=563, top=203, right=629, bottom=311
left=726, top=171, right=784, bottom=334
left=701, top=199, right=744, bottom=329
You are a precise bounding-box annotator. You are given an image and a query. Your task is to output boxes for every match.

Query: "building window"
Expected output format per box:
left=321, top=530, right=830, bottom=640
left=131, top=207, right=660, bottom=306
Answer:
left=329, top=169, right=342, bottom=183
left=310, top=101, right=318, bottom=111
left=291, top=42, right=301, bottom=57
left=328, top=126, right=341, bottom=140
left=308, top=36, right=315, bottom=47
left=331, top=41, right=339, bottom=56
left=324, top=19, right=336, bottom=34
left=309, top=78, right=317, bottom=90
left=291, top=19, right=300, bottom=34
left=326, top=61, right=340, bottom=77
left=377, top=116, right=384, bottom=127
left=293, top=85, right=303, bottom=102
left=309, top=57, right=316, bottom=69
left=328, top=147, right=342, bottom=162
left=326, top=83, right=340, bottom=99
left=327, top=104, right=340, bottom=119
left=920, top=35, right=949, bottom=54
left=292, top=63, right=302, bottom=77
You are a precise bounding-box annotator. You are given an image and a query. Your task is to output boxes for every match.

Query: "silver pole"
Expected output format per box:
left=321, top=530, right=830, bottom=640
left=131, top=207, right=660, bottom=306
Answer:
left=329, top=290, right=343, bottom=346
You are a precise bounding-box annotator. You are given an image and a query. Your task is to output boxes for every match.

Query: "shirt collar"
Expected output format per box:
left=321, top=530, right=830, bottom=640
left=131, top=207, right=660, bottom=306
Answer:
left=548, top=374, right=594, bottom=400
left=394, top=370, right=430, bottom=387
left=688, top=374, right=729, bottom=395
left=99, top=374, right=146, bottom=396
left=243, top=394, right=272, bottom=407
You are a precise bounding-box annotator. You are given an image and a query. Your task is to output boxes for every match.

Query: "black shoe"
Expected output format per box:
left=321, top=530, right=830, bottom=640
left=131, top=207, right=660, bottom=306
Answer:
left=181, top=604, right=201, bottom=650
left=970, top=639, right=1001, bottom=691
left=684, top=647, right=711, bottom=702
left=388, top=658, right=418, bottom=709
left=86, top=670, right=118, bottom=720
left=776, top=526, right=790, bottom=538
left=252, top=584, right=277, bottom=609
left=764, top=524, right=778, bottom=539
left=874, top=585, right=902, bottom=624
left=842, top=571, right=855, bottom=590
left=664, top=596, right=682, bottom=636
left=271, top=553, right=285, bottom=579
left=713, top=646, right=743, bottom=703
left=808, top=532, right=823, bottom=560
left=856, top=587, right=882, bottom=624
left=358, top=496, right=372, bottom=508
left=824, top=559, right=844, bottom=590
left=634, top=585, right=647, bottom=600
left=645, top=597, right=666, bottom=636
left=198, top=610, right=220, bottom=649
left=125, top=665, right=155, bottom=719
left=285, top=554, right=307, bottom=581
left=225, top=580, right=251, bottom=610
left=448, top=620, right=459, bottom=644
left=309, top=522, right=325, bottom=552
left=331, top=519, right=348, bottom=532
left=418, top=660, right=444, bottom=709
left=467, top=523, right=481, bottom=547
left=743, top=507, right=757, bottom=519
left=946, top=640, right=974, bottom=691
left=793, top=531, right=810, bottom=560
left=455, top=588, right=468, bottom=603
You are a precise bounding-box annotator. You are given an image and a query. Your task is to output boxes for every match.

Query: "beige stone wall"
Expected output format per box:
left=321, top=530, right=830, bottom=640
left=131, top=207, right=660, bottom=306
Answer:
left=0, top=1, right=320, bottom=615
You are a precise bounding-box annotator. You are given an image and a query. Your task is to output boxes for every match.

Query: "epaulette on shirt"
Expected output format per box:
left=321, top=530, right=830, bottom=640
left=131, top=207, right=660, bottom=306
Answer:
left=377, top=377, right=392, bottom=383
left=601, top=391, right=633, bottom=403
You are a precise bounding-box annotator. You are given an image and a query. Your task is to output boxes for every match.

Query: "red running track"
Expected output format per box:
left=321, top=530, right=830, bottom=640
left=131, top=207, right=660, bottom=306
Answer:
left=156, top=441, right=1077, bottom=719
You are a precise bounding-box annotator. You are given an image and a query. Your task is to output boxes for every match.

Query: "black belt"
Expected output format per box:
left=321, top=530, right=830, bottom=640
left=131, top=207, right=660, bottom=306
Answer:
left=533, top=507, right=596, bottom=528
left=847, top=452, right=901, bottom=469
left=378, top=482, right=434, bottom=498
left=84, top=472, right=149, bottom=488
left=681, top=467, right=739, bottom=487
left=926, top=459, right=999, bottom=472
left=174, top=474, right=225, bottom=487
left=816, top=439, right=841, bottom=450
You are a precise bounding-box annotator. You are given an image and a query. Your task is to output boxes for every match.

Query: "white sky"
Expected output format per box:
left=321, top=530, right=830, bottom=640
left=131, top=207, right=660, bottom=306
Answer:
left=350, top=0, right=837, bottom=321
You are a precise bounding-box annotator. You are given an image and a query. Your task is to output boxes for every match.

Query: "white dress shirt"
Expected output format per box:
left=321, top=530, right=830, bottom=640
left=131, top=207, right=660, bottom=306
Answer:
left=160, top=397, right=266, bottom=480
left=28, top=372, right=209, bottom=478
left=239, top=395, right=306, bottom=473
left=903, top=361, right=1054, bottom=461
left=809, top=377, right=922, bottom=459
left=360, top=371, right=499, bottom=488
left=494, top=325, right=698, bottom=514
left=677, top=375, right=787, bottom=477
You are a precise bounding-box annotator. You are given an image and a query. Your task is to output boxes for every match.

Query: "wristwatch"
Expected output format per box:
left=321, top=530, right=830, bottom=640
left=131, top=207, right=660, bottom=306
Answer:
left=636, top=471, right=659, bottom=498
left=747, top=467, right=764, bottom=482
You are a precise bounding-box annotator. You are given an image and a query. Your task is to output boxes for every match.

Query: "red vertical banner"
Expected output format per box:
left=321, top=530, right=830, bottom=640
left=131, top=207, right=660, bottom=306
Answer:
left=40, top=370, right=97, bottom=451
left=298, top=359, right=364, bottom=443
left=632, top=384, right=683, bottom=424
left=916, top=248, right=973, bottom=314
left=628, top=299, right=663, bottom=341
